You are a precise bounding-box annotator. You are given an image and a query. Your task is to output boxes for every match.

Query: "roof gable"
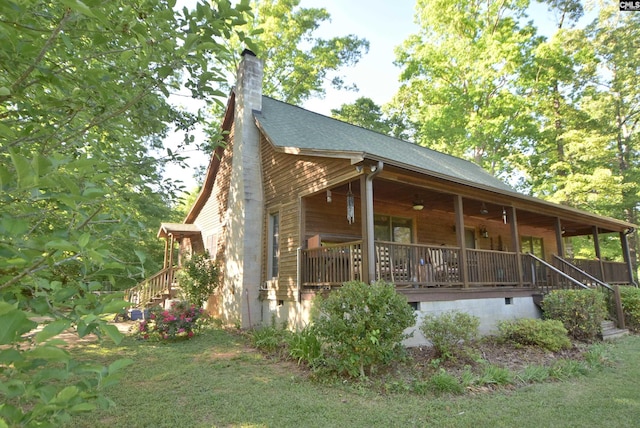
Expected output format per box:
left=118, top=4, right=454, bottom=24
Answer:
left=254, top=96, right=514, bottom=193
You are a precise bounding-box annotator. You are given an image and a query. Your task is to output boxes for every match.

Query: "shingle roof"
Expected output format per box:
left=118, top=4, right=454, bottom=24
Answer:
left=254, top=96, right=514, bottom=193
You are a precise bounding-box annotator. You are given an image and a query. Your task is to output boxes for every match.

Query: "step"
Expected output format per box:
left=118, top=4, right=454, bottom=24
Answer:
left=601, top=320, right=629, bottom=341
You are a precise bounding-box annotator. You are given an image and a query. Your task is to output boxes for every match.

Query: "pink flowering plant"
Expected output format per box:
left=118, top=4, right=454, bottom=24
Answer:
left=134, top=301, right=208, bottom=341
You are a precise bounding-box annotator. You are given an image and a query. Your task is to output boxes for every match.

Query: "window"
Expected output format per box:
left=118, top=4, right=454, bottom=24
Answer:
left=374, top=215, right=413, bottom=243
left=268, top=213, right=280, bottom=278
left=521, top=236, right=544, bottom=258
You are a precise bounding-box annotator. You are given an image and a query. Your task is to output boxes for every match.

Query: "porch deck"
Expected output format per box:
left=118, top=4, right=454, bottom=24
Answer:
left=300, top=240, right=630, bottom=290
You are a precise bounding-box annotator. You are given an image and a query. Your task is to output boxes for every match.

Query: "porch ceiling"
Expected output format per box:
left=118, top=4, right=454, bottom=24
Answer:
left=326, top=177, right=630, bottom=237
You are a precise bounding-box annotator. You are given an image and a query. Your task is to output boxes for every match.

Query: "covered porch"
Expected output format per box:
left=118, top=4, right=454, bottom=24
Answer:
left=299, top=161, right=635, bottom=293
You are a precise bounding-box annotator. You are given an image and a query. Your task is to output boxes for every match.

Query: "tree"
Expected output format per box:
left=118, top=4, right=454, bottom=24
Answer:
left=390, top=0, right=539, bottom=178
left=331, top=97, right=391, bottom=135
left=0, top=0, right=252, bottom=424
left=217, top=0, right=369, bottom=105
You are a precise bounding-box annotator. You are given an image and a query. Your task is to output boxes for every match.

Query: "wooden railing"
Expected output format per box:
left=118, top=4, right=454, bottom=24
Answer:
left=466, top=249, right=519, bottom=286
left=374, top=241, right=463, bottom=287
left=301, top=242, right=634, bottom=290
left=126, top=267, right=178, bottom=307
left=301, top=241, right=362, bottom=286
left=566, top=258, right=630, bottom=284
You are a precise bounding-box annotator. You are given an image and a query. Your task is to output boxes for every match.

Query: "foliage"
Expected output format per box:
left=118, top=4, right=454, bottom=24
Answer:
left=134, top=301, right=208, bottom=341
left=176, top=253, right=220, bottom=307
left=618, top=285, right=640, bottom=331
left=419, top=310, right=480, bottom=360
left=248, top=324, right=292, bottom=358
left=0, top=0, right=252, bottom=425
left=226, top=0, right=369, bottom=105
left=391, top=0, right=537, bottom=176
left=542, top=289, right=607, bottom=341
left=476, top=364, right=514, bottom=386
left=331, top=97, right=392, bottom=135
left=427, top=369, right=464, bottom=395
left=310, top=280, right=416, bottom=379
left=497, top=318, right=572, bottom=352
left=286, top=325, right=322, bottom=366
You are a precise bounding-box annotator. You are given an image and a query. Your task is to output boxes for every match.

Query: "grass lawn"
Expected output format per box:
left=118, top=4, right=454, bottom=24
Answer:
left=67, top=327, right=640, bottom=428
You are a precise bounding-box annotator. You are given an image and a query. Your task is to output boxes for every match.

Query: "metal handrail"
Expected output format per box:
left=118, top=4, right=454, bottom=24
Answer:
left=527, top=253, right=591, bottom=291
left=552, top=255, right=613, bottom=292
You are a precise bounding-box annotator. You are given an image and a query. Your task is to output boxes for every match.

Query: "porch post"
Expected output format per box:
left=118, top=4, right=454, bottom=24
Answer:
left=163, top=238, right=169, bottom=269
left=453, top=195, right=469, bottom=287
left=359, top=175, right=370, bottom=283
left=593, top=226, right=605, bottom=281
left=621, top=231, right=635, bottom=284
left=365, top=162, right=383, bottom=283
left=554, top=217, right=564, bottom=258
left=168, top=234, right=175, bottom=269
left=508, top=207, right=523, bottom=286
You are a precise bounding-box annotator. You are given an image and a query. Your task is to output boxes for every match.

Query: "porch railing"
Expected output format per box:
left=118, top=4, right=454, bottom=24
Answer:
left=126, top=266, right=178, bottom=307
left=301, top=242, right=633, bottom=290
left=565, top=258, right=630, bottom=284
left=301, top=241, right=362, bottom=286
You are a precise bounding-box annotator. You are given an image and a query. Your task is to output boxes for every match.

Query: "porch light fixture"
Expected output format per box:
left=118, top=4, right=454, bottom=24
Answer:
left=326, top=189, right=332, bottom=203
left=412, top=200, right=424, bottom=211
left=480, top=202, right=489, bottom=215
left=480, top=225, right=489, bottom=238
left=502, top=207, right=507, bottom=224
left=346, top=182, right=355, bottom=224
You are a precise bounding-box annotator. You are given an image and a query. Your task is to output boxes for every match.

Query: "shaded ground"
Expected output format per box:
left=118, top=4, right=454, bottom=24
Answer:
left=26, top=318, right=136, bottom=348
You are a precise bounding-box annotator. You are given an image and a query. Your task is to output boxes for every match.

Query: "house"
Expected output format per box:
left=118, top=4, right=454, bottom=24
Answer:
left=137, top=50, right=636, bottom=345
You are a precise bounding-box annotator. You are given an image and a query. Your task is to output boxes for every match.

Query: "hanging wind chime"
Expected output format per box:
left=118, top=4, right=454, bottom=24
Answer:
left=346, top=182, right=355, bottom=224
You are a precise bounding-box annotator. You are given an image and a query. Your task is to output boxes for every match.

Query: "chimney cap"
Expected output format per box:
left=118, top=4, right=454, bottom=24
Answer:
left=241, top=48, right=256, bottom=57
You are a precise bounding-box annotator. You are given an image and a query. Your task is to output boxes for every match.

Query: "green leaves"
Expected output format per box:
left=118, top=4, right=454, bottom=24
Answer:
left=0, top=303, right=37, bottom=345
left=0, top=0, right=252, bottom=425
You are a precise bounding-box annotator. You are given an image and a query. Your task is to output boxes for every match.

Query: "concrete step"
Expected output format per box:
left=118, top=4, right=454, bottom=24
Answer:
left=601, top=320, right=629, bottom=341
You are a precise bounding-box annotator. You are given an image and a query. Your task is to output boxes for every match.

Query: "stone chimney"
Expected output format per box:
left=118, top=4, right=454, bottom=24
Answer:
left=224, top=50, right=264, bottom=328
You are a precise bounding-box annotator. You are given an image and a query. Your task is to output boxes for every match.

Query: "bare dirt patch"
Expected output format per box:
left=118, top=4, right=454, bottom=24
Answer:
left=407, top=336, right=589, bottom=374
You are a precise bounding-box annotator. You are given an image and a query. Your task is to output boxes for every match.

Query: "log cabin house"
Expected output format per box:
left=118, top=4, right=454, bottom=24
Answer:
left=131, top=51, right=636, bottom=344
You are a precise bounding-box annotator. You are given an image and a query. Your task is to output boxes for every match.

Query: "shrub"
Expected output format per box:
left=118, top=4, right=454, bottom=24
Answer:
left=618, top=286, right=640, bottom=331
left=419, top=310, right=480, bottom=360
left=177, top=253, right=220, bottom=307
left=542, top=289, right=607, bottom=341
left=497, top=318, right=571, bottom=352
left=311, top=280, right=417, bottom=378
left=135, top=301, right=207, bottom=341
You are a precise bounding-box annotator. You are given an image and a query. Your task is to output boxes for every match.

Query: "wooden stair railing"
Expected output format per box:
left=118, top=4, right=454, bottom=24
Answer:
left=126, top=267, right=179, bottom=308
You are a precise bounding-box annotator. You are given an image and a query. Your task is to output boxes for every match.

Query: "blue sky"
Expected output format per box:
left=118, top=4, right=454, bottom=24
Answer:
left=168, top=0, right=595, bottom=191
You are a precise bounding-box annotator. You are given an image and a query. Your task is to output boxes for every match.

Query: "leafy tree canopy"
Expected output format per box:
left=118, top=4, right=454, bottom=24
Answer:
left=0, top=0, right=253, bottom=425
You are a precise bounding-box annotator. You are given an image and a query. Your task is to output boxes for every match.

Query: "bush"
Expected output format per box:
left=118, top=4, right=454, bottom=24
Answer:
left=135, top=301, right=207, bottom=341
left=177, top=253, right=220, bottom=307
left=618, top=286, right=640, bottom=331
left=419, top=310, right=480, bottom=360
left=542, top=289, right=607, bottom=341
left=497, top=318, right=571, bottom=352
left=311, top=280, right=417, bottom=378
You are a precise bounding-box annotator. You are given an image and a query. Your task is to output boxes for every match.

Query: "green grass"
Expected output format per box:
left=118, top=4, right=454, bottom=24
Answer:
left=66, top=329, right=640, bottom=428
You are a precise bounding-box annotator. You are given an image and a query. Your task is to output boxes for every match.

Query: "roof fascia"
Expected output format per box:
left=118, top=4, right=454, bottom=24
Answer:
left=184, top=91, right=236, bottom=224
